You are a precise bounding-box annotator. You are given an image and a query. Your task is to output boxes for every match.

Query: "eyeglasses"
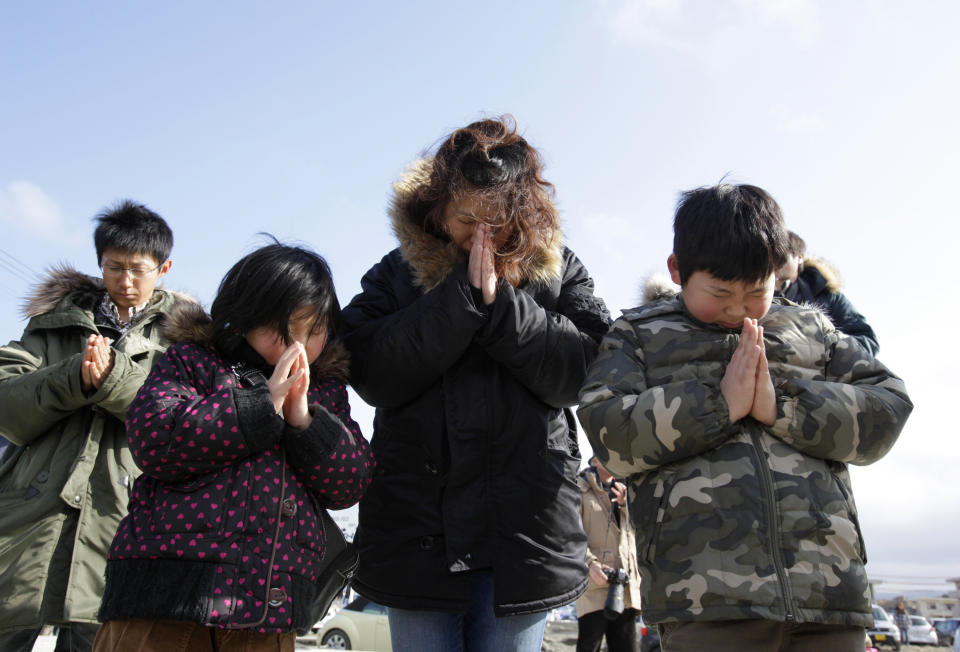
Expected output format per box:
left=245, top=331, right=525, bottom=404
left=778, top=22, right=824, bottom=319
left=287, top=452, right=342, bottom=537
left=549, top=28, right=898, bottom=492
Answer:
left=100, top=263, right=161, bottom=279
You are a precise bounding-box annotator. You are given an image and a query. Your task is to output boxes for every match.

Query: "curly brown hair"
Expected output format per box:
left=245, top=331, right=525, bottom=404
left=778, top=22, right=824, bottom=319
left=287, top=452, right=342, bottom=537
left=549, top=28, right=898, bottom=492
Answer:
left=409, top=115, right=561, bottom=286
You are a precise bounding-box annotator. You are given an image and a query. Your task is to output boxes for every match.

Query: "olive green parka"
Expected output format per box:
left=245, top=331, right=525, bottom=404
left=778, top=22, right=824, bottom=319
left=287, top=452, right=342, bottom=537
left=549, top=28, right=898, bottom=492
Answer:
left=0, top=267, right=193, bottom=631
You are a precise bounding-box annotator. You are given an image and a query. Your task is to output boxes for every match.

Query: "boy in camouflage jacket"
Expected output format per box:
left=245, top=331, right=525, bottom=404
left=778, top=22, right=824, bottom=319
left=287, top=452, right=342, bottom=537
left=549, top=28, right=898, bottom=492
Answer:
left=577, top=184, right=912, bottom=652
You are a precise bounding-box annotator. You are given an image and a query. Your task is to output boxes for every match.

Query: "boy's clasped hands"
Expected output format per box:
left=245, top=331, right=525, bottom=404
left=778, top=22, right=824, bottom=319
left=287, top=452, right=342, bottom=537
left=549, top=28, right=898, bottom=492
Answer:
left=719, top=318, right=777, bottom=425
left=268, top=341, right=316, bottom=431
left=81, top=334, right=115, bottom=391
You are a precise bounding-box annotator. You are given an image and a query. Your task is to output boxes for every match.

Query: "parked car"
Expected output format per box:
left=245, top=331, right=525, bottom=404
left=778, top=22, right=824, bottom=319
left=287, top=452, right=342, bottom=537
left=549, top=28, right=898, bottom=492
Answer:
left=954, top=622, right=960, bottom=652
left=317, top=596, right=391, bottom=650
left=868, top=604, right=901, bottom=650
left=548, top=603, right=578, bottom=621
left=638, top=614, right=661, bottom=652
left=905, top=615, right=938, bottom=646
left=932, top=617, right=960, bottom=646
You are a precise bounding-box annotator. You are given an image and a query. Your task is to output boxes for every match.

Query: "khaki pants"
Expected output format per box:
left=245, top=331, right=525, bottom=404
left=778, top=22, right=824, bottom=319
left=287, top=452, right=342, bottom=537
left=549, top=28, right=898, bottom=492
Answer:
left=658, top=619, right=866, bottom=652
left=93, top=620, right=296, bottom=652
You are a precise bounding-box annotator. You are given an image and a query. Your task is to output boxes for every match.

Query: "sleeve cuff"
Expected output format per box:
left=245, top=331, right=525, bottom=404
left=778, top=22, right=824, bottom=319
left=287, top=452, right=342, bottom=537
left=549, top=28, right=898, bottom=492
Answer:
left=282, top=404, right=349, bottom=462
left=233, top=385, right=285, bottom=451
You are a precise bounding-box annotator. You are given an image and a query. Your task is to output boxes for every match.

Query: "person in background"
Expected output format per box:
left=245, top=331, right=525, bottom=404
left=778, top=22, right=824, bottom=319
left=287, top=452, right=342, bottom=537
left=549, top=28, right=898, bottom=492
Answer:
left=576, top=456, right=642, bottom=652
left=578, top=183, right=912, bottom=652
left=776, top=230, right=879, bottom=355
left=894, top=602, right=911, bottom=645
left=341, top=115, right=611, bottom=652
left=0, top=201, right=191, bottom=652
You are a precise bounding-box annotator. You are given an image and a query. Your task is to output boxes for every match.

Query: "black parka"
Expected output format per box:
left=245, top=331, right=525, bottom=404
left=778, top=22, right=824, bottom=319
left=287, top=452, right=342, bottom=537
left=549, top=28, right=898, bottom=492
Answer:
left=341, top=160, right=611, bottom=616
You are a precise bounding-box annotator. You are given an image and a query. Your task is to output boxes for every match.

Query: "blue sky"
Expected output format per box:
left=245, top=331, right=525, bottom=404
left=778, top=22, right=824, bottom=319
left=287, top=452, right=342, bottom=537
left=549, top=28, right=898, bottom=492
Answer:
left=2, top=1, right=958, bottom=595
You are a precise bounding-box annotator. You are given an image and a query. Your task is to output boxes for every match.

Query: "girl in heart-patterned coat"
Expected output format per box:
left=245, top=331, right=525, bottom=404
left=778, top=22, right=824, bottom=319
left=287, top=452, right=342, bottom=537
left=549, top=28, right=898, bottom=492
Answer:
left=95, top=242, right=373, bottom=650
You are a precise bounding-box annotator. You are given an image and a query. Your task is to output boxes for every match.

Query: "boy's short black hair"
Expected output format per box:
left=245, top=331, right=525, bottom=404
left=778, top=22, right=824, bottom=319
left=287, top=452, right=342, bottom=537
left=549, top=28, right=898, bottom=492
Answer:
left=210, top=239, right=341, bottom=354
left=673, top=183, right=789, bottom=284
left=93, top=200, right=173, bottom=265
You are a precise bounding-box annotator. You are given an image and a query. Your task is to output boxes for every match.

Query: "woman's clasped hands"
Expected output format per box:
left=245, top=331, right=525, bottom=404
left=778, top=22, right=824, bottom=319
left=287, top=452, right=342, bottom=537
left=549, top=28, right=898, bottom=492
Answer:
left=467, top=223, right=498, bottom=305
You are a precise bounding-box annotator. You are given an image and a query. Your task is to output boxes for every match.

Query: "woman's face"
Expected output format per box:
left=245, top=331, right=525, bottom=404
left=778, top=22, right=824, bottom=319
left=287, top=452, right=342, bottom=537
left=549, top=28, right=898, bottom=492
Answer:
left=441, top=194, right=500, bottom=253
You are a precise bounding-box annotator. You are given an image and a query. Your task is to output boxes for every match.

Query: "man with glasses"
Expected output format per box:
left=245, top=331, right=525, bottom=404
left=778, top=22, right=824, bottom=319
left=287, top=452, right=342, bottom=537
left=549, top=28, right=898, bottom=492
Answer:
left=0, top=200, right=194, bottom=652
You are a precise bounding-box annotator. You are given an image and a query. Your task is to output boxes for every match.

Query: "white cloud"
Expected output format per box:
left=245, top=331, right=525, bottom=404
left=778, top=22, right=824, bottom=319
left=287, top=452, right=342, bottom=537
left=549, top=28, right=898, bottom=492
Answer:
left=600, top=0, right=688, bottom=50
left=734, top=0, right=823, bottom=44
left=0, top=181, right=66, bottom=237
left=597, top=0, right=823, bottom=53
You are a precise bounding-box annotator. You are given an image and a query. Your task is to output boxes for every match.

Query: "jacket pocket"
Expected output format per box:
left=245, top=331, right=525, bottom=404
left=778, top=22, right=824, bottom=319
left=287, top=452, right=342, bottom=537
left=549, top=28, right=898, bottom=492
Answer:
left=641, top=470, right=676, bottom=564
left=829, top=464, right=867, bottom=563
left=147, top=467, right=248, bottom=537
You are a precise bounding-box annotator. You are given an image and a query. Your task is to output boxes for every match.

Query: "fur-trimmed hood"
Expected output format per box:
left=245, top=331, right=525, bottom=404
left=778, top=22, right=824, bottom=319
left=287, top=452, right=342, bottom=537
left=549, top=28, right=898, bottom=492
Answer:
left=639, top=273, right=680, bottom=305
left=22, top=265, right=105, bottom=318
left=160, top=301, right=350, bottom=383
left=389, top=158, right=564, bottom=291
left=22, top=264, right=195, bottom=319
left=801, top=256, right=842, bottom=293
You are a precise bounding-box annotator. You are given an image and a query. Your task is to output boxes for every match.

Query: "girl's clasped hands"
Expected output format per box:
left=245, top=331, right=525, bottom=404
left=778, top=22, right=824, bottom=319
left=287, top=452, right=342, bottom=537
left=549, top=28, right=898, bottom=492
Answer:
left=267, top=340, right=316, bottom=431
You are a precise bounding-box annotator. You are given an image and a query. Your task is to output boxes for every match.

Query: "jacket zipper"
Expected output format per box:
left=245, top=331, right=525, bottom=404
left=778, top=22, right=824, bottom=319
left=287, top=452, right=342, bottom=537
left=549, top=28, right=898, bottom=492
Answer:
left=749, top=429, right=795, bottom=622
left=225, top=441, right=287, bottom=628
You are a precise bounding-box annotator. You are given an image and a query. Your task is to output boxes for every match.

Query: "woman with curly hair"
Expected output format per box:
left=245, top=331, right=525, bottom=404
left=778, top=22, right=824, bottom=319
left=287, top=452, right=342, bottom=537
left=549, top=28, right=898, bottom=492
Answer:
left=341, top=116, right=611, bottom=652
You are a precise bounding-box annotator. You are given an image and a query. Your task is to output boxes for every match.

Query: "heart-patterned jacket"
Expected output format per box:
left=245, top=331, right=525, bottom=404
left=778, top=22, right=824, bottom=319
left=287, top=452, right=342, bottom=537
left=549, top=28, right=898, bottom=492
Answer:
left=98, top=302, right=373, bottom=632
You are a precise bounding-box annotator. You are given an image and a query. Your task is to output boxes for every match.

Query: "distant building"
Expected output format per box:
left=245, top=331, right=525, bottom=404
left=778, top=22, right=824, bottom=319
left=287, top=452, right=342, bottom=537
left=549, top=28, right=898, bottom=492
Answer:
left=869, top=576, right=960, bottom=617
left=915, top=596, right=960, bottom=619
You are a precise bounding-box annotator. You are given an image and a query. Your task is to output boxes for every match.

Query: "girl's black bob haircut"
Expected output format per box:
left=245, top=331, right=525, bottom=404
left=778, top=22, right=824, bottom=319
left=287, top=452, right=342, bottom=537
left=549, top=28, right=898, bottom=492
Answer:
left=672, top=183, right=790, bottom=285
left=210, top=237, right=340, bottom=353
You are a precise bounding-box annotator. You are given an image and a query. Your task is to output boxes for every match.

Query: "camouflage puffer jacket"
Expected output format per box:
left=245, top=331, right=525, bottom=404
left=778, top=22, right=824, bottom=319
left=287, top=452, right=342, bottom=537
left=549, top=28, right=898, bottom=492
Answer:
left=577, top=294, right=912, bottom=627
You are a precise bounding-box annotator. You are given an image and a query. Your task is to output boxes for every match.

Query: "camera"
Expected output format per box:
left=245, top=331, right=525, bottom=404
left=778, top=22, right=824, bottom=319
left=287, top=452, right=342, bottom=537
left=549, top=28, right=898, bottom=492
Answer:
left=603, top=567, right=629, bottom=620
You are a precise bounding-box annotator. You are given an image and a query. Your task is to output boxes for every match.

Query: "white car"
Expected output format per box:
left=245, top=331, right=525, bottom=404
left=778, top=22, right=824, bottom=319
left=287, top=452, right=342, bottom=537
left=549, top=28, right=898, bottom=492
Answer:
left=906, top=615, right=938, bottom=646
left=868, top=605, right=901, bottom=650
left=316, top=596, right=391, bottom=650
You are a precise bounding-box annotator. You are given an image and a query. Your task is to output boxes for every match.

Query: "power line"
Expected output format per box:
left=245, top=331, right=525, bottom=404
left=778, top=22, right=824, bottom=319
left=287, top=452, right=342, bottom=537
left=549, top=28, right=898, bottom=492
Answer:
left=0, top=249, right=39, bottom=285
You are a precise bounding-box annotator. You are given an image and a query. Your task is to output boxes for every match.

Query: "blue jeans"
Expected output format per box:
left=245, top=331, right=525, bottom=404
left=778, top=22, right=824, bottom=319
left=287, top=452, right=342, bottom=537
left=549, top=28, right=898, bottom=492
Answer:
left=386, top=571, right=548, bottom=652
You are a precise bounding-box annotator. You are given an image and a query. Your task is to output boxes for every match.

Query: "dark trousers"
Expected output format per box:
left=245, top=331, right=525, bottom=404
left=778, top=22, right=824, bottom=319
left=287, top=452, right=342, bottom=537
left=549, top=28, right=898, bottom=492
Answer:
left=657, top=619, right=866, bottom=652
left=0, top=623, right=99, bottom=652
left=577, top=609, right=639, bottom=652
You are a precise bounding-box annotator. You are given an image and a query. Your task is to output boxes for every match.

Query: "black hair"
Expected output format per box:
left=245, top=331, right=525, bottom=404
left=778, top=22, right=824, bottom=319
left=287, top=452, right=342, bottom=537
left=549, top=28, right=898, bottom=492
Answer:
left=785, top=230, right=807, bottom=258
left=210, top=238, right=341, bottom=354
left=93, top=199, right=174, bottom=265
left=672, top=183, right=789, bottom=284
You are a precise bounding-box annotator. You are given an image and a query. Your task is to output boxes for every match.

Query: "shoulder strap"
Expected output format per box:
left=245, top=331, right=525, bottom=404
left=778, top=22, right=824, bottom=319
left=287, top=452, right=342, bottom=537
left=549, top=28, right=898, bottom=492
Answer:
left=232, top=361, right=268, bottom=388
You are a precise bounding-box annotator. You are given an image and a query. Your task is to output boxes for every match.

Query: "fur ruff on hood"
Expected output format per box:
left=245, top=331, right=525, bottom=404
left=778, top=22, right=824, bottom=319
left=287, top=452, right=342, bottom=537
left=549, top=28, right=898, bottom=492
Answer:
left=639, top=273, right=680, bottom=305
left=802, top=256, right=842, bottom=293
left=389, top=158, right=564, bottom=292
left=22, top=264, right=196, bottom=319
left=161, top=301, right=350, bottom=383
left=23, top=265, right=105, bottom=318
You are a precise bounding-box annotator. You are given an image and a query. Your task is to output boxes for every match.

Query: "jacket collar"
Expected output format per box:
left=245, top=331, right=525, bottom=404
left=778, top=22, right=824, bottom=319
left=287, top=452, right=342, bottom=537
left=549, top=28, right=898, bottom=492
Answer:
left=389, top=158, right=565, bottom=292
